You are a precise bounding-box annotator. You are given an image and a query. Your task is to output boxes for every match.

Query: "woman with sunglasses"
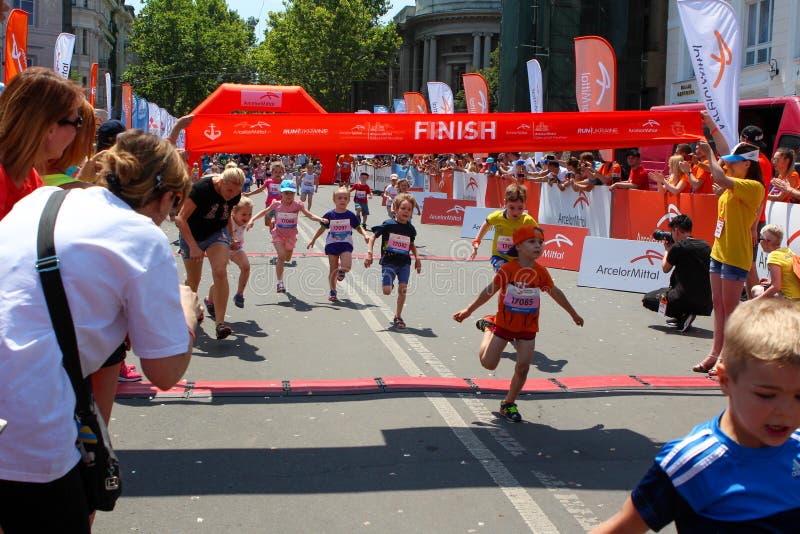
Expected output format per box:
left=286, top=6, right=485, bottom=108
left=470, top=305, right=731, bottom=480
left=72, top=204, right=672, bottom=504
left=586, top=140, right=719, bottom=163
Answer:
left=0, top=130, right=200, bottom=532
left=0, top=67, right=85, bottom=219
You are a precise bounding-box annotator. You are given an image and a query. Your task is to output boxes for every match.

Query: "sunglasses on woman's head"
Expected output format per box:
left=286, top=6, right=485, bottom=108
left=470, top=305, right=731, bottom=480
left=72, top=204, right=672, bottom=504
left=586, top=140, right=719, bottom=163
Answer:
left=172, top=191, right=183, bottom=210
left=57, top=116, right=83, bottom=129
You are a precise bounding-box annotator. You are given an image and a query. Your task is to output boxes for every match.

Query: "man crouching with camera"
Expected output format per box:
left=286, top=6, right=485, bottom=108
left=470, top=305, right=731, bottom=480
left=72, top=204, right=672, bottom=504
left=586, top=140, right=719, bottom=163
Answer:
left=642, top=215, right=712, bottom=332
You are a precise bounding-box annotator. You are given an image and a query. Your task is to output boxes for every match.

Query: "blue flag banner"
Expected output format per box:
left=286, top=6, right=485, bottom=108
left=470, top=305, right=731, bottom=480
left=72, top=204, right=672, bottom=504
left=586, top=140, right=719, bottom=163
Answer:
left=392, top=99, right=406, bottom=113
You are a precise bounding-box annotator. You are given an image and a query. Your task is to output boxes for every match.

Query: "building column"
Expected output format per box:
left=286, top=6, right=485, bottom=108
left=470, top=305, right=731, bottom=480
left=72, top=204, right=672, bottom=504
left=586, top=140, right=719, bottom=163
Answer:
left=411, top=42, right=420, bottom=92
left=422, top=38, right=430, bottom=88
left=398, top=44, right=409, bottom=93
left=483, top=33, right=492, bottom=68
left=472, top=33, right=482, bottom=70
left=428, top=37, right=437, bottom=82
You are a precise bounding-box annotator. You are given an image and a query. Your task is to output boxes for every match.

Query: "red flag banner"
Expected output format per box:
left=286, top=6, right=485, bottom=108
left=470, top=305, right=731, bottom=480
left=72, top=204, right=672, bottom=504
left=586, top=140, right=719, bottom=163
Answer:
left=4, top=9, right=28, bottom=84
left=575, top=36, right=616, bottom=163
left=122, top=83, right=133, bottom=129
left=403, top=92, right=428, bottom=114
left=89, top=62, right=98, bottom=106
left=462, top=73, right=490, bottom=114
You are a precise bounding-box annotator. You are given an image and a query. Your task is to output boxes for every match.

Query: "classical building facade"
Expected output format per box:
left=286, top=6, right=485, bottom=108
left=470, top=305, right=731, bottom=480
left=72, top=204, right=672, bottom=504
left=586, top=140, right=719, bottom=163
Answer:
left=664, top=0, right=800, bottom=103
left=393, top=0, right=500, bottom=98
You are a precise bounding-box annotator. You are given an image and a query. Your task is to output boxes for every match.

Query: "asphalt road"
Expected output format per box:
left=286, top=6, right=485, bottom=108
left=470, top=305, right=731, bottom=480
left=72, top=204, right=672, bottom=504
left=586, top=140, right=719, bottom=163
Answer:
left=95, top=187, right=725, bottom=533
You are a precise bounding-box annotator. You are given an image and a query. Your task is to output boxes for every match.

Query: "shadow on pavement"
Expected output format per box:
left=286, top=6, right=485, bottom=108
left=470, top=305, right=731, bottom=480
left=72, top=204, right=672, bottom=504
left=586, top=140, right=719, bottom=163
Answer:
left=501, top=351, right=568, bottom=373
left=193, top=320, right=266, bottom=362
left=647, top=324, right=713, bottom=339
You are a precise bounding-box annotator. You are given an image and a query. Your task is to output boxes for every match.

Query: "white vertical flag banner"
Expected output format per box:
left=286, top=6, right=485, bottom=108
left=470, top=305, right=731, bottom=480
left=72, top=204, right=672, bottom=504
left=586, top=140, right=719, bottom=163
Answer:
left=677, top=0, right=741, bottom=151
left=526, top=59, right=543, bottom=113
left=427, top=81, right=454, bottom=114
left=147, top=102, right=161, bottom=134
left=105, top=72, right=112, bottom=117
left=53, top=33, right=75, bottom=79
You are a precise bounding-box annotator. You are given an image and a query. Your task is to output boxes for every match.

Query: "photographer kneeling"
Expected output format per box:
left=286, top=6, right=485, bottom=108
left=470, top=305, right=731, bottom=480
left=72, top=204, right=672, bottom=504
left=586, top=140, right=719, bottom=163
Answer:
left=642, top=215, right=712, bottom=332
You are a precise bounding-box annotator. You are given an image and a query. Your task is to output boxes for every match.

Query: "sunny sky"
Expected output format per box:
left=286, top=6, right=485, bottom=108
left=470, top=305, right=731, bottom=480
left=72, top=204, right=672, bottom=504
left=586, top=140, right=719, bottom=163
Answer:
left=126, top=0, right=411, bottom=40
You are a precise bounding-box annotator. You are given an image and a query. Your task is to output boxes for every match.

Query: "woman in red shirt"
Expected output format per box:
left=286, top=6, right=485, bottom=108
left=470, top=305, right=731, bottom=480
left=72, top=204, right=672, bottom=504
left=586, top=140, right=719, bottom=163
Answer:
left=0, top=67, right=85, bottom=219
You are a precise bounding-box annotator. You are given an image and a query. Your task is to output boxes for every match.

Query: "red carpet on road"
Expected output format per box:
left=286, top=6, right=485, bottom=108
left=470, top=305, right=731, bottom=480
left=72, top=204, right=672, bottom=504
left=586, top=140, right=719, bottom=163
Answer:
left=117, top=375, right=719, bottom=399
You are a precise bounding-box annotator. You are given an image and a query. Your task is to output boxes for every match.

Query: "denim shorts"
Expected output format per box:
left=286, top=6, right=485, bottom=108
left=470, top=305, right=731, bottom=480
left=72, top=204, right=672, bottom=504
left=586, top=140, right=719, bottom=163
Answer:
left=179, top=228, right=231, bottom=259
left=355, top=201, right=369, bottom=215
left=381, top=262, right=411, bottom=286
left=709, top=258, right=749, bottom=281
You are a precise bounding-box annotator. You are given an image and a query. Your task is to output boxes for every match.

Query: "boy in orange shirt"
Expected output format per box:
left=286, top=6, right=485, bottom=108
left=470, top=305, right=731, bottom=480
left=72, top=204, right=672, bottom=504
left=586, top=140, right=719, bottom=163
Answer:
left=453, top=225, right=584, bottom=422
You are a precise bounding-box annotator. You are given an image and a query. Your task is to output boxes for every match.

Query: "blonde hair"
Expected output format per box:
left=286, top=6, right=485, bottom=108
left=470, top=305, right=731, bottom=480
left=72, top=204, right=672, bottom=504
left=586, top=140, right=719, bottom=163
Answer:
left=270, top=162, right=285, bottom=173
left=0, top=67, right=85, bottom=184
left=393, top=192, right=417, bottom=211
left=505, top=183, right=527, bottom=204
left=233, top=196, right=254, bottom=212
left=668, top=155, right=683, bottom=177
left=332, top=186, right=350, bottom=199
left=48, top=98, right=96, bottom=173
left=91, top=130, right=189, bottom=210
left=221, top=166, right=245, bottom=186
left=722, top=298, right=800, bottom=380
left=760, top=223, right=784, bottom=242
left=225, top=162, right=238, bottom=169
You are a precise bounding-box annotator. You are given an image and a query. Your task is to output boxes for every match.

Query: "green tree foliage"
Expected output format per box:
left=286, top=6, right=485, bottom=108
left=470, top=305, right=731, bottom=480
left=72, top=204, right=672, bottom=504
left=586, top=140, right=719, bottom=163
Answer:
left=254, top=0, right=401, bottom=111
left=123, top=0, right=256, bottom=115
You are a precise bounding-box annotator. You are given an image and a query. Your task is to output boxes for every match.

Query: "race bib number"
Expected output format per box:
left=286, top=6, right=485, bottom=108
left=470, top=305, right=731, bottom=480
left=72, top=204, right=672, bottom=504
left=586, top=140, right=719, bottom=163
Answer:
left=387, top=233, right=411, bottom=254
left=276, top=212, right=298, bottom=229
left=497, top=235, right=514, bottom=254
left=329, top=219, right=352, bottom=240
left=714, top=218, right=724, bottom=239
left=342, top=162, right=351, bottom=169
left=503, top=285, right=540, bottom=314
left=268, top=183, right=280, bottom=194
left=658, top=295, right=667, bottom=317
left=354, top=191, right=367, bottom=202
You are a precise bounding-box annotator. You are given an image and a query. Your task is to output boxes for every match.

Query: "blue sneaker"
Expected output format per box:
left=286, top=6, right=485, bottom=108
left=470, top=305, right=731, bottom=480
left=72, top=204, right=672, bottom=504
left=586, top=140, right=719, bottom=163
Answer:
left=233, top=293, right=245, bottom=308
left=204, top=297, right=215, bottom=320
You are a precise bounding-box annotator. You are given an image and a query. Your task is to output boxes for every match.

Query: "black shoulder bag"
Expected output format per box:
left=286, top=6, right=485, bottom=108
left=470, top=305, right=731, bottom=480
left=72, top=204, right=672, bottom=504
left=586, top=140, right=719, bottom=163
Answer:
left=36, top=189, right=122, bottom=511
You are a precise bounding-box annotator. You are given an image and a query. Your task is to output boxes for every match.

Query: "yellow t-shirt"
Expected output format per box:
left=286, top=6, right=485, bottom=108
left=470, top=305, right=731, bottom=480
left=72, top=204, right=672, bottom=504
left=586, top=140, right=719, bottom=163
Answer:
left=486, top=210, right=537, bottom=261
left=710, top=178, right=764, bottom=271
left=767, top=247, right=800, bottom=300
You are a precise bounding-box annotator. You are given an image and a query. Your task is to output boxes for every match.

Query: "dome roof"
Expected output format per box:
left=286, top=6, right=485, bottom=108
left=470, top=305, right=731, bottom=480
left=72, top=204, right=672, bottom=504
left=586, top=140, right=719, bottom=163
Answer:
left=414, top=0, right=500, bottom=16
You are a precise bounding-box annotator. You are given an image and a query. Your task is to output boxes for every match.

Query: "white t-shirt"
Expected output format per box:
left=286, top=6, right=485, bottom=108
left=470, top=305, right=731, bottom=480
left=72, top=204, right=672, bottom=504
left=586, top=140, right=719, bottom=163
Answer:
left=0, top=187, right=189, bottom=483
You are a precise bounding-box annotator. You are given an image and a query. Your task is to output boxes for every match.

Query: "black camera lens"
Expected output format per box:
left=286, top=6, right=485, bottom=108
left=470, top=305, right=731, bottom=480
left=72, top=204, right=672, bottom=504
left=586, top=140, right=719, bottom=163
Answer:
left=653, top=230, right=674, bottom=243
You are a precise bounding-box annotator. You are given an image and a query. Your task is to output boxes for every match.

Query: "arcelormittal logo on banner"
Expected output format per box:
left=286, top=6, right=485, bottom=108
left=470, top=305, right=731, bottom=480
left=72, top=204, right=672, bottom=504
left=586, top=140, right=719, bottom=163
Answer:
left=242, top=90, right=283, bottom=108
left=677, top=0, right=741, bottom=152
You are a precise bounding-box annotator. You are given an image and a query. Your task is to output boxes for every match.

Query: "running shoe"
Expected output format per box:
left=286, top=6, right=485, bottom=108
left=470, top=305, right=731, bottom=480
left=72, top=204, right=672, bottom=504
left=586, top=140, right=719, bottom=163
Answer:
left=203, top=296, right=215, bottom=320
left=475, top=315, right=496, bottom=332
left=118, top=362, right=142, bottom=382
left=337, top=269, right=346, bottom=282
left=328, top=290, right=337, bottom=302
left=679, top=314, right=696, bottom=333
left=276, top=281, right=286, bottom=293
left=392, top=316, right=407, bottom=329
left=215, top=323, right=232, bottom=340
left=500, top=401, right=522, bottom=423
left=666, top=317, right=679, bottom=326
left=361, top=223, right=368, bottom=229
left=233, top=293, right=245, bottom=308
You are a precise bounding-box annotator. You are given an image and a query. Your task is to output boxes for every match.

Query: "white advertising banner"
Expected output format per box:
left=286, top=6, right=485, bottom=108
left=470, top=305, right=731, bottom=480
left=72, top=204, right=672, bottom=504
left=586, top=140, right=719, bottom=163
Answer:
left=677, top=0, right=741, bottom=151
left=452, top=171, right=487, bottom=207
left=53, top=33, right=75, bottom=79
left=147, top=103, right=161, bottom=135
left=526, top=59, right=543, bottom=114
left=104, top=72, right=112, bottom=117
left=460, top=207, right=498, bottom=239
left=427, top=81, right=454, bottom=114
left=759, top=200, right=800, bottom=279
left=537, top=183, right=611, bottom=237
left=578, top=237, right=672, bottom=293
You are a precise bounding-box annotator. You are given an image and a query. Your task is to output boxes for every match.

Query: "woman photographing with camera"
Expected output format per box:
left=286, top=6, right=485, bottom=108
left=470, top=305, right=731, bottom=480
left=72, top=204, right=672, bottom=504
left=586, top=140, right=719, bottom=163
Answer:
left=0, top=131, right=199, bottom=533
left=692, top=140, right=764, bottom=375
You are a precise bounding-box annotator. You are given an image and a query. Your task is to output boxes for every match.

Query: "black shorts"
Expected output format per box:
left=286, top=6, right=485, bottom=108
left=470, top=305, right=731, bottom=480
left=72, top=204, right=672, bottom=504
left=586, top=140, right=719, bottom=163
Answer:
left=0, top=462, right=91, bottom=533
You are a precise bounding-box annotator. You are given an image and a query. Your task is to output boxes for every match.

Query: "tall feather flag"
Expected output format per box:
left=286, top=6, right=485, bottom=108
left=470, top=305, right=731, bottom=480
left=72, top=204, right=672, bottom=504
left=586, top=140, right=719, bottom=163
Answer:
left=89, top=62, right=98, bottom=106
left=105, top=72, right=112, bottom=117
left=526, top=59, right=544, bottom=163
left=427, top=81, right=454, bottom=114
left=121, top=83, right=133, bottom=128
left=403, top=92, right=428, bottom=114
left=462, top=73, right=489, bottom=113
left=53, top=33, right=75, bottom=79
left=4, top=9, right=28, bottom=84
left=677, top=0, right=741, bottom=151
left=574, top=36, right=616, bottom=163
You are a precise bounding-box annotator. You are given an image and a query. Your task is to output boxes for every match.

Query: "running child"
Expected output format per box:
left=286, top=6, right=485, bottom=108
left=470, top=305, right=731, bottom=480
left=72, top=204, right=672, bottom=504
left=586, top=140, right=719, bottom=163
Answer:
left=391, top=178, right=421, bottom=219
left=365, top=193, right=422, bottom=329
left=351, top=171, right=373, bottom=229
left=205, top=196, right=253, bottom=312
left=246, top=162, right=285, bottom=226
left=593, top=298, right=800, bottom=533
left=250, top=179, right=327, bottom=292
left=453, top=225, right=584, bottom=422
left=383, top=174, right=399, bottom=218
left=298, top=162, right=319, bottom=209
left=307, top=187, right=369, bottom=302
left=469, top=183, right=537, bottom=271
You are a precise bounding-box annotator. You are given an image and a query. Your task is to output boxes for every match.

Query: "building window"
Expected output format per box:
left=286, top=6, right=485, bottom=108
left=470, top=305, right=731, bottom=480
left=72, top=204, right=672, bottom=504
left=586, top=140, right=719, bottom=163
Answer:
left=744, top=0, right=773, bottom=66
left=12, top=0, right=35, bottom=25
left=82, top=29, right=88, bottom=55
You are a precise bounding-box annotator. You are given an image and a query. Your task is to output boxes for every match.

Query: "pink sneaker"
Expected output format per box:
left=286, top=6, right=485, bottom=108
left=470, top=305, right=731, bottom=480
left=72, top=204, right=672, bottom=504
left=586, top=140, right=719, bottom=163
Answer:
left=118, top=362, right=142, bottom=382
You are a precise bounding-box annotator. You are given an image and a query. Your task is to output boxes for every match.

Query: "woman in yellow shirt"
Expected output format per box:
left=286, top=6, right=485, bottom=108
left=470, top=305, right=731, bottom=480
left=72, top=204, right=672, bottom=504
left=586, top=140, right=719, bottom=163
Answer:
left=752, top=224, right=800, bottom=302
left=693, top=141, right=764, bottom=374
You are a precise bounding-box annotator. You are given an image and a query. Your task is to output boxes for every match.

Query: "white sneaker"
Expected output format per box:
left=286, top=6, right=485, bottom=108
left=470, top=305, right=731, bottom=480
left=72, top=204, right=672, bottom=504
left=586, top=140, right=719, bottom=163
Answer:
left=276, top=281, right=286, bottom=293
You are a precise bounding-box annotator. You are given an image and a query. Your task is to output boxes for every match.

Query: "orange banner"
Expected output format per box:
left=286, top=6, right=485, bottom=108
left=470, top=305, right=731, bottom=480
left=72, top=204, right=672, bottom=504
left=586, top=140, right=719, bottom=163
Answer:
left=462, top=73, right=489, bottom=114
left=89, top=62, right=98, bottom=106
left=121, top=83, right=133, bottom=129
left=4, top=9, right=28, bottom=84
left=610, top=190, right=718, bottom=244
left=403, top=92, right=428, bottom=114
